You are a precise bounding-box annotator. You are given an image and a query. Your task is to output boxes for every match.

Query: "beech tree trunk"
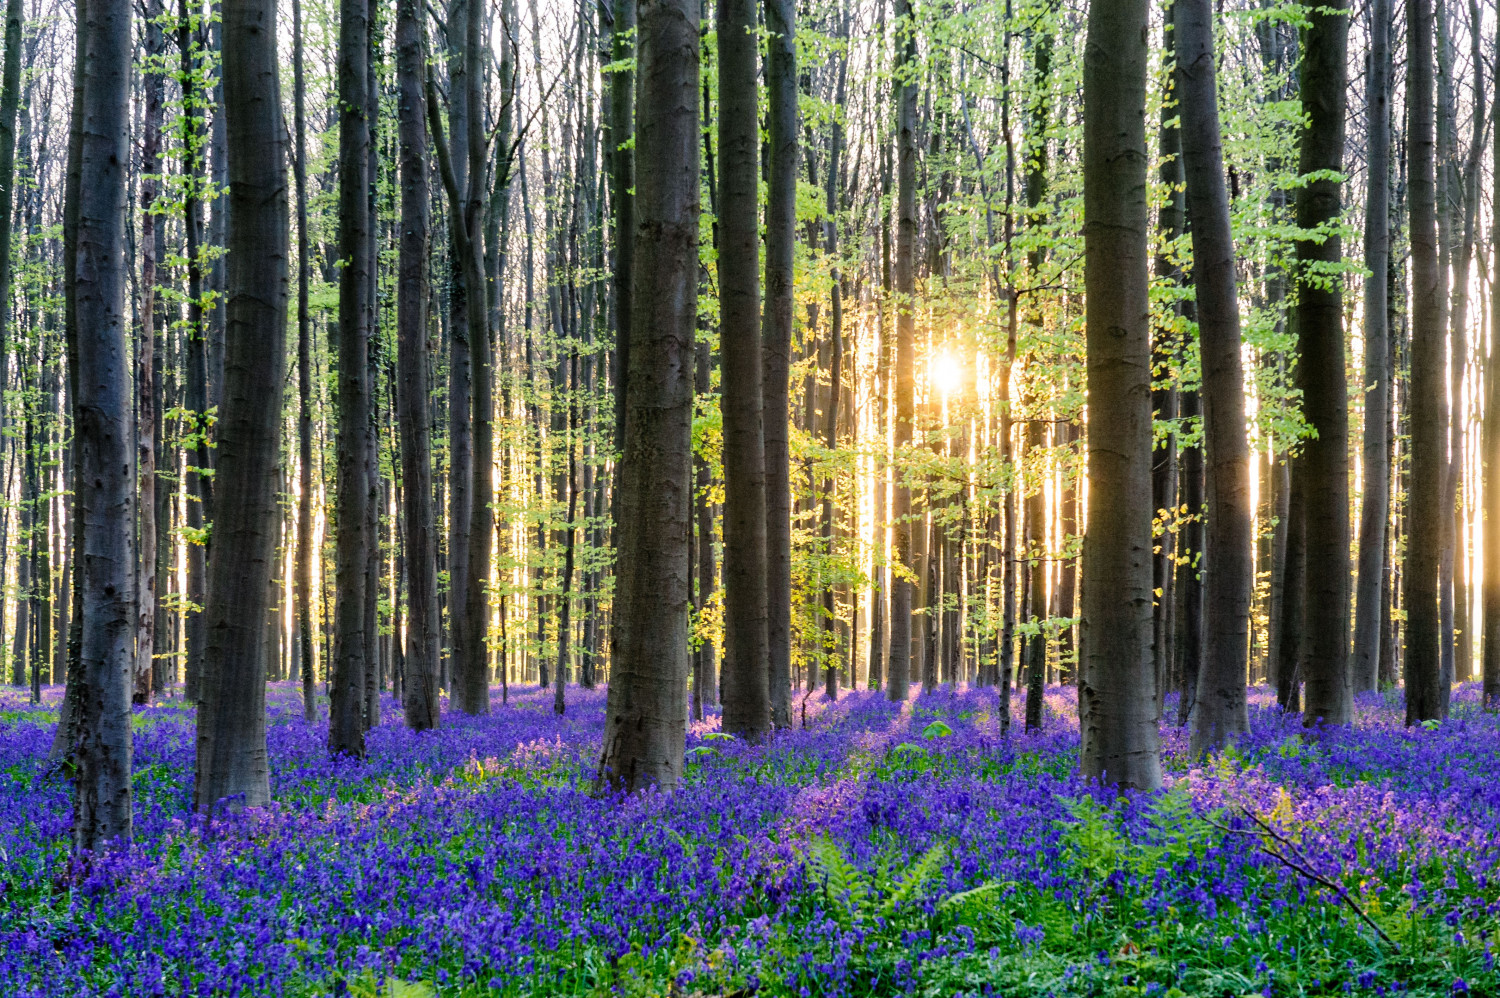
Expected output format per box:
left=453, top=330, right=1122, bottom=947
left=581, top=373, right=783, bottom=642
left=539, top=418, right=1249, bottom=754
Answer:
left=717, top=0, right=770, bottom=738
left=1294, top=0, right=1352, bottom=727
left=71, top=0, right=134, bottom=851
left=1405, top=0, right=1444, bottom=723
left=395, top=0, right=439, bottom=730
left=330, top=0, right=374, bottom=756
left=887, top=0, right=917, bottom=705
left=1352, top=0, right=1391, bottom=694
left=1178, top=0, right=1252, bottom=754
left=1484, top=13, right=1500, bottom=711
left=193, top=0, right=288, bottom=811
left=135, top=0, right=164, bottom=705
left=293, top=0, right=315, bottom=722
left=763, top=0, right=796, bottom=724
left=597, top=0, right=698, bottom=793
left=1079, top=0, right=1161, bottom=790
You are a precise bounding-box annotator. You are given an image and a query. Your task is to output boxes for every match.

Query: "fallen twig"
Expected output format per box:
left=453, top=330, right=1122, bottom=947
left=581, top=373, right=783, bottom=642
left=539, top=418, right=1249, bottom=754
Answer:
left=1207, top=806, right=1398, bottom=951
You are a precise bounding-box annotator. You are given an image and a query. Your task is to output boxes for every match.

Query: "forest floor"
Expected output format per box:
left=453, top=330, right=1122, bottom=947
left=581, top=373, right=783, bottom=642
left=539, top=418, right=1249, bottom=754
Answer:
left=2, top=681, right=1499, bottom=997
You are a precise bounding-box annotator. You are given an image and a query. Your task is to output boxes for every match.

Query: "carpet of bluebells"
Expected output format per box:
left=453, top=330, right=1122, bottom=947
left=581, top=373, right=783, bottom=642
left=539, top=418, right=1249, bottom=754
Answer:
left=4, top=682, right=1500, bottom=997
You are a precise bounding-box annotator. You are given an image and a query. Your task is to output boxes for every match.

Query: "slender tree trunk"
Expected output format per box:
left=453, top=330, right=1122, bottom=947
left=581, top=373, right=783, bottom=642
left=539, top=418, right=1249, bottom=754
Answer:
left=717, top=0, right=770, bottom=738
left=330, top=0, right=374, bottom=755
left=1405, top=0, right=1444, bottom=723
left=445, top=0, right=473, bottom=708
left=1079, top=0, right=1162, bottom=790
left=293, top=0, right=316, bottom=722
left=1178, top=0, right=1252, bottom=753
left=396, top=0, right=439, bottom=730
left=135, top=0, right=165, bottom=704
left=596, top=0, right=697, bottom=793
left=1175, top=387, right=1203, bottom=725
left=763, top=0, right=796, bottom=723
left=1352, top=0, right=1391, bottom=694
left=1485, top=17, right=1500, bottom=710
left=181, top=0, right=213, bottom=704
left=71, top=0, right=134, bottom=851
left=887, top=0, right=917, bottom=705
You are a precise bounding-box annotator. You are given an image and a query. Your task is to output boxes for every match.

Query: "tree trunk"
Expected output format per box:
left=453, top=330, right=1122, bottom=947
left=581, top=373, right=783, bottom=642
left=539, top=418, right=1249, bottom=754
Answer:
left=1405, top=0, right=1444, bottom=723
left=763, top=0, right=796, bottom=724
left=193, top=0, right=288, bottom=809
left=1079, top=0, right=1161, bottom=790
left=1485, top=7, right=1500, bottom=710
left=395, top=0, right=439, bottom=731
left=717, top=0, right=770, bottom=738
left=293, top=0, right=316, bottom=722
left=71, top=0, right=135, bottom=851
left=1294, top=0, right=1352, bottom=727
left=330, top=0, right=374, bottom=755
left=1178, top=0, right=1252, bottom=753
left=596, top=0, right=697, bottom=793
left=1352, top=0, right=1391, bottom=694
left=887, top=0, right=916, bottom=705
left=135, top=0, right=165, bottom=704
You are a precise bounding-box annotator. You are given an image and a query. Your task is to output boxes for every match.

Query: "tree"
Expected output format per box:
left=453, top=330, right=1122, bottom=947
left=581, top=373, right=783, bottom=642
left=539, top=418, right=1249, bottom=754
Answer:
left=1079, top=0, right=1161, bottom=790
left=71, top=0, right=134, bottom=851
left=1485, top=17, right=1500, bottom=711
left=329, top=0, right=374, bottom=756
left=763, top=0, right=796, bottom=724
left=1405, top=0, right=1444, bottom=724
left=886, top=0, right=916, bottom=705
left=1352, top=0, right=1391, bottom=694
left=1293, top=0, right=1352, bottom=727
left=394, top=0, right=439, bottom=731
left=1177, top=0, right=1251, bottom=754
left=193, top=0, right=289, bottom=811
left=135, top=0, right=165, bottom=704
left=717, top=0, right=770, bottom=739
left=597, top=0, right=698, bottom=793
left=292, top=0, right=315, bottom=722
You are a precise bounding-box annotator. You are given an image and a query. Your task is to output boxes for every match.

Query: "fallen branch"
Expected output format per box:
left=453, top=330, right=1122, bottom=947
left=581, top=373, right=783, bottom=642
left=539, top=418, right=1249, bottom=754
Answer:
left=1207, top=806, right=1398, bottom=950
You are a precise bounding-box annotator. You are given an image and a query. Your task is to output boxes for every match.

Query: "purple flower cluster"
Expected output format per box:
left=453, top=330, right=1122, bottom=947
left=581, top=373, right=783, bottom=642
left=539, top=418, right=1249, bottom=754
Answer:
left=2, top=681, right=1499, bottom=996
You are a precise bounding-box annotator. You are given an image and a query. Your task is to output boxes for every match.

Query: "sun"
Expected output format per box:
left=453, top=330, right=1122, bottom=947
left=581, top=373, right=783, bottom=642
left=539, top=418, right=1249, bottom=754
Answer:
left=930, top=350, right=964, bottom=399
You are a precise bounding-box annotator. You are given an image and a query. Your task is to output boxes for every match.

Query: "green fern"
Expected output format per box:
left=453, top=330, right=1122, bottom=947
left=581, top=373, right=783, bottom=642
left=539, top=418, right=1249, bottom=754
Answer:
left=802, top=837, right=950, bottom=925
left=882, top=841, right=948, bottom=917
left=346, top=972, right=438, bottom=998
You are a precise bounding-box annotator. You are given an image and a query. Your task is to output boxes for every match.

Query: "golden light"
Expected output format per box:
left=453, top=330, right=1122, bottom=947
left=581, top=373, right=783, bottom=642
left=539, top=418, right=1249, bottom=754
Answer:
left=930, top=349, right=964, bottom=399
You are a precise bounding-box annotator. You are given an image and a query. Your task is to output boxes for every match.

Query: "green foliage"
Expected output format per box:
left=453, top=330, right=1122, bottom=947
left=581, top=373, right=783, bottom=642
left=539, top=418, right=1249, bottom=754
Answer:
left=802, top=836, right=950, bottom=927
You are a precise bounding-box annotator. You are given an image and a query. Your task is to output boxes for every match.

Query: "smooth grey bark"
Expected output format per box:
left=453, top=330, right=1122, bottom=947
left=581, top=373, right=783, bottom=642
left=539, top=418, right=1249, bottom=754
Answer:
left=1294, top=0, right=1352, bottom=727
left=1485, top=17, right=1500, bottom=711
left=193, top=0, right=288, bottom=811
left=1352, top=0, right=1391, bottom=694
left=1405, top=0, right=1444, bottom=723
left=135, top=0, right=165, bottom=704
left=180, top=0, right=212, bottom=704
left=329, top=0, right=373, bottom=756
left=596, top=0, right=698, bottom=793
left=395, top=0, right=439, bottom=731
left=1177, top=0, right=1252, bottom=754
left=887, top=0, right=916, bottom=705
left=763, top=0, right=796, bottom=724
left=717, top=0, right=770, bottom=739
left=1079, top=0, right=1162, bottom=790
left=71, top=0, right=134, bottom=851
left=445, top=0, right=473, bottom=707
left=608, top=0, right=634, bottom=509
left=293, top=0, right=315, bottom=722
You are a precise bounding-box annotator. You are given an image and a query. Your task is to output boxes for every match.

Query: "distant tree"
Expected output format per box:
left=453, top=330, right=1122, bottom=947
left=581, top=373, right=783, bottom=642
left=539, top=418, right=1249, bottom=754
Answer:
left=1352, top=0, right=1391, bottom=695
left=1079, top=0, right=1161, bottom=790
left=597, top=0, right=699, bottom=793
